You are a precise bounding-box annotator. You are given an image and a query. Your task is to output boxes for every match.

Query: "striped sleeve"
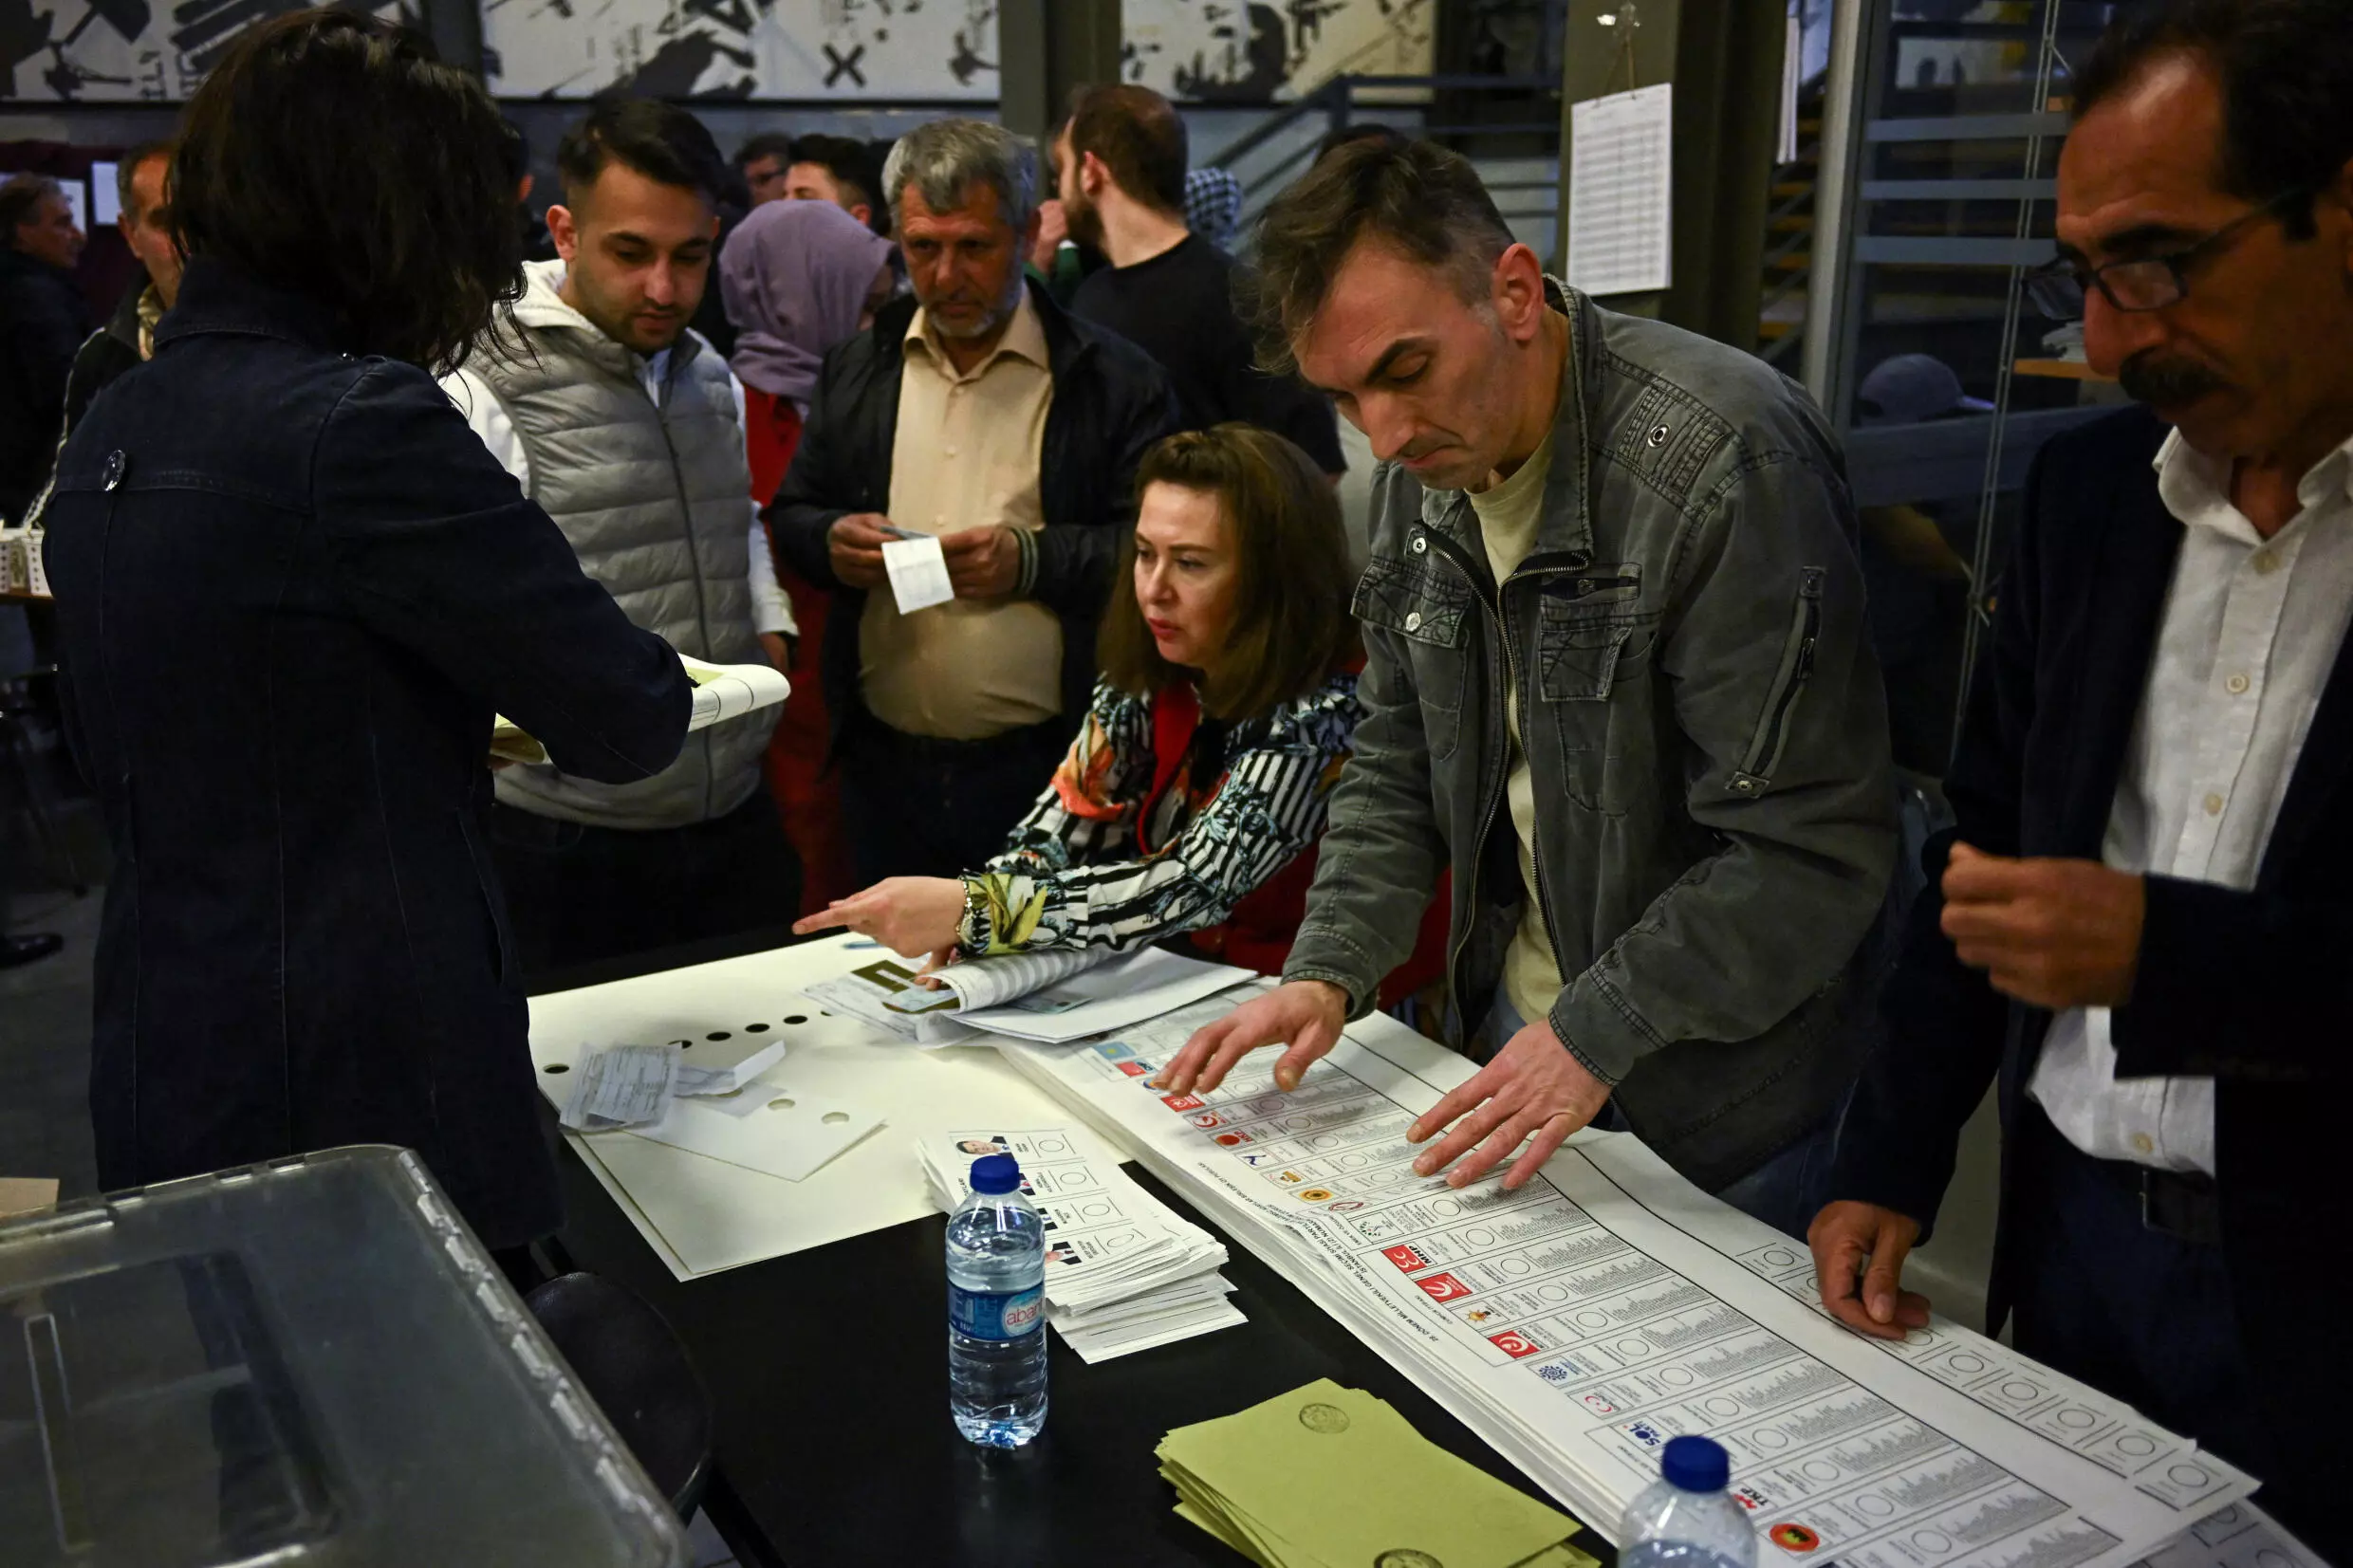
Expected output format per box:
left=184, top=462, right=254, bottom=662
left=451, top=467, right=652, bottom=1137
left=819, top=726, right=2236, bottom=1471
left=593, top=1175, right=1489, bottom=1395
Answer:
left=956, top=671, right=1364, bottom=958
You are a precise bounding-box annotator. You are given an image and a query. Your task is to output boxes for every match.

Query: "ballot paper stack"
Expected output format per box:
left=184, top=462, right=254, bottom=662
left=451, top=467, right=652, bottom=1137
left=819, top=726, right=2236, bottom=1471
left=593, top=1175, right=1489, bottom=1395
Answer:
left=918, top=1127, right=1246, bottom=1362
left=1158, top=1379, right=1597, bottom=1568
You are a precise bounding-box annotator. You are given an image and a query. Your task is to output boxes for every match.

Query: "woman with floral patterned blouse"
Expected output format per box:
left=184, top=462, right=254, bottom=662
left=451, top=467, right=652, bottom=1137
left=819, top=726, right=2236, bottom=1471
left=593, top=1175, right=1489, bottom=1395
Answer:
left=795, top=422, right=1412, bottom=982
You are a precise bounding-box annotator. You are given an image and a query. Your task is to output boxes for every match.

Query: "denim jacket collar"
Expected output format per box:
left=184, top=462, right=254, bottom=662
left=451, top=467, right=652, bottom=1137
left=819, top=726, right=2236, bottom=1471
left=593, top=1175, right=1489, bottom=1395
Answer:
left=154, top=258, right=355, bottom=358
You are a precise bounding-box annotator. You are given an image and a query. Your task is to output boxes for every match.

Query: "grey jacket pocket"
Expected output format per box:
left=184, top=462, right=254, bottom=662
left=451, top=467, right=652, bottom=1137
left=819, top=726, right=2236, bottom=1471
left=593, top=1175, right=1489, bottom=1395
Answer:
left=1354, top=554, right=1475, bottom=762
left=1732, top=565, right=1825, bottom=795
left=1537, top=600, right=1660, bottom=814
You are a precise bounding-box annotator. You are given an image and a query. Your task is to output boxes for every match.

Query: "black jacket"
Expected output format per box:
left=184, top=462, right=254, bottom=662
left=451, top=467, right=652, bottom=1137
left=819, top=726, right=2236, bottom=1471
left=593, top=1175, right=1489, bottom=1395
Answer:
left=1831, top=408, right=2344, bottom=1554
left=42, top=260, right=693, bottom=1248
left=0, top=247, right=88, bottom=521
left=769, top=280, right=1180, bottom=742
left=64, top=280, right=146, bottom=432
left=17, top=283, right=147, bottom=529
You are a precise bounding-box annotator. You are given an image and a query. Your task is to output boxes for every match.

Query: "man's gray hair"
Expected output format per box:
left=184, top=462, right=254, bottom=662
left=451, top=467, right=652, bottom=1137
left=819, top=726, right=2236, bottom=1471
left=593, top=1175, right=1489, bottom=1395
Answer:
left=0, top=173, right=65, bottom=246
left=881, top=118, right=1037, bottom=233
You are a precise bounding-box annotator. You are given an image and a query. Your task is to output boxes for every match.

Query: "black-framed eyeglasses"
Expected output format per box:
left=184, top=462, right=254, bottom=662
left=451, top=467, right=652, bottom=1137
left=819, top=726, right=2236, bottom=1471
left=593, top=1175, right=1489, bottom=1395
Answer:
left=2024, top=189, right=2310, bottom=321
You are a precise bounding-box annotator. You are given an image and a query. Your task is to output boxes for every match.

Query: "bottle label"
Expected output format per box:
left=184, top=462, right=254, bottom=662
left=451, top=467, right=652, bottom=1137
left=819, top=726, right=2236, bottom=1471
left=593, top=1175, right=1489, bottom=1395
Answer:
left=951, top=1282, right=1044, bottom=1341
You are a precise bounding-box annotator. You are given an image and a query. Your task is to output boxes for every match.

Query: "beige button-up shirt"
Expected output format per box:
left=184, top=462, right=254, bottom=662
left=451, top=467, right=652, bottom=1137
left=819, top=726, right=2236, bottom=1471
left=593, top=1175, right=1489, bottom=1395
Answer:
left=859, top=292, right=1064, bottom=740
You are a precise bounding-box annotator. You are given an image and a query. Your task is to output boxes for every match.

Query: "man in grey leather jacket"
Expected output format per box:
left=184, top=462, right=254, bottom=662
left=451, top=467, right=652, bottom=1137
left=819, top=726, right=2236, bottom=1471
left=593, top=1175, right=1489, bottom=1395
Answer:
left=1157, top=139, right=1897, bottom=1237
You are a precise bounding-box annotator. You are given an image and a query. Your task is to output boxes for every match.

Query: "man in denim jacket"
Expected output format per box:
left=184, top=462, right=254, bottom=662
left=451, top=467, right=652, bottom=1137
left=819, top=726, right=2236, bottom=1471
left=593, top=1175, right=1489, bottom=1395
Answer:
left=1158, top=140, right=1897, bottom=1235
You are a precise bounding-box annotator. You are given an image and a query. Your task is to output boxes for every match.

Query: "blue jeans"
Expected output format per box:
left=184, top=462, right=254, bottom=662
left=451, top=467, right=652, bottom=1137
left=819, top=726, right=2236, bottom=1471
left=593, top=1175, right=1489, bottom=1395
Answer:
left=1473, top=987, right=1840, bottom=1241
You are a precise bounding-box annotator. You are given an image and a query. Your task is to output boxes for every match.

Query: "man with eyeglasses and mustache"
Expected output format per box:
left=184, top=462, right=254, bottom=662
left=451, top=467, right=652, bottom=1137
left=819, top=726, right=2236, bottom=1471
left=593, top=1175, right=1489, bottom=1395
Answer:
left=1808, top=3, right=2353, bottom=1554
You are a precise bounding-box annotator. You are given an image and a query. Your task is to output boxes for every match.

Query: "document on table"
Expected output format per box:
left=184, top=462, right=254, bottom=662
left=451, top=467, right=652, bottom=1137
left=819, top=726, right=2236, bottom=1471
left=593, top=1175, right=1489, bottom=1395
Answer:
left=952, top=947, right=1254, bottom=1044
left=917, top=1124, right=1243, bottom=1360
left=800, top=953, right=978, bottom=1046
left=1567, top=83, right=1674, bottom=297
left=883, top=534, right=955, bottom=613
left=1161, top=1378, right=1592, bottom=1568
left=994, top=991, right=2257, bottom=1568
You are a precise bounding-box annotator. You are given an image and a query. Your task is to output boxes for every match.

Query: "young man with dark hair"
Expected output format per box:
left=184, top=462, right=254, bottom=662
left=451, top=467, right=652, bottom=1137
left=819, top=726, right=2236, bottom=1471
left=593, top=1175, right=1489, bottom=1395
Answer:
left=1158, top=138, right=1897, bottom=1246
left=784, top=133, right=882, bottom=233
left=441, top=97, right=800, bottom=973
left=1055, top=83, right=1343, bottom=479
left=737, top=130, right=797, bottom=206
left=1808, top=2, right=2353, bottom=1550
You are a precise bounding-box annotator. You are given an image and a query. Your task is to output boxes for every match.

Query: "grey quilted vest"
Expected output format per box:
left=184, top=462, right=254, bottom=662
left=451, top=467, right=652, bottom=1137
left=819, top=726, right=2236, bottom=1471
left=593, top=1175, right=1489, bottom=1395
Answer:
left=473, top=263, right=775, bottom=830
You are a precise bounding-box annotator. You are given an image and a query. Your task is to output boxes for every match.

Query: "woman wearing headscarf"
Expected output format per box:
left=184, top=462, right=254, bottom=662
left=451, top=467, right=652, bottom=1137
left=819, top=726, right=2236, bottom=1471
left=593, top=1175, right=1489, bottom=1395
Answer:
left=719, top=197, right=896, bottom=913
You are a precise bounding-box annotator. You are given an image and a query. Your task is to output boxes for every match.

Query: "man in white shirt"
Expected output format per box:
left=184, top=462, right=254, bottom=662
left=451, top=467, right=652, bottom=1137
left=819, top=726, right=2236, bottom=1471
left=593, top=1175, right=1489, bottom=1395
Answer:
left=439, top=99, right=795, bottom=973
left=1809, top=4, right=2353, bottom=1553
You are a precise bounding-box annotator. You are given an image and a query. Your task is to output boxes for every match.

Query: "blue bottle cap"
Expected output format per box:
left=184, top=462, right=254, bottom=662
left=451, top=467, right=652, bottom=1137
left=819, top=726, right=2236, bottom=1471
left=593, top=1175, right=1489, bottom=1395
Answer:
left=970, top=1153, right=1021, bottom=1194
left=1661, top=1435, right=1731, bottom=1493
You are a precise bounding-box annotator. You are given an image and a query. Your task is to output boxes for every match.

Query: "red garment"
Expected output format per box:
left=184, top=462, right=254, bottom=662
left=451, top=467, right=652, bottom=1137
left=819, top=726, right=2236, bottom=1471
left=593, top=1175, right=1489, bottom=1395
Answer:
left=744, top=387, right=854, bottom=915
left=1137, top=681, right=1449, bottom=1005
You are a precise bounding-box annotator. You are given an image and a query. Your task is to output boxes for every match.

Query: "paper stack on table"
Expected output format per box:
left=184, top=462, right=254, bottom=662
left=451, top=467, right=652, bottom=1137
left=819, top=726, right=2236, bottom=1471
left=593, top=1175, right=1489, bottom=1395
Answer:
left=802, top=945, right=1251, bottom=1049
left=1159, top=1378, right=1597, bottom=1568
left=918, top=1126, right=1245, bottom=1362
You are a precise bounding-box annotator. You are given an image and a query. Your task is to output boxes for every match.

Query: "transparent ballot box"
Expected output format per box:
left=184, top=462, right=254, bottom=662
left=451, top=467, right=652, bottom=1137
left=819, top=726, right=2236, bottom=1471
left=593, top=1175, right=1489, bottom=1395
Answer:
left=0, top=1146, right=688, bottom=1567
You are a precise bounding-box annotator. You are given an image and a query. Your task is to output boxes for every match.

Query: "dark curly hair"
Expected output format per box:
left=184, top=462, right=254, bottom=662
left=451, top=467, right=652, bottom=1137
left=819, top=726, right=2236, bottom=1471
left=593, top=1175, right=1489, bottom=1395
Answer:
left=170, top=9, right=522, bottom=373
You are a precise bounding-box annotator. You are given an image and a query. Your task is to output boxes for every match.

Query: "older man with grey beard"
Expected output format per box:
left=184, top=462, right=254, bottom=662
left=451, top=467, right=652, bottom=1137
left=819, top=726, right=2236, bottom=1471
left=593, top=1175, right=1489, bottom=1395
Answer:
left=770, top=118, right=1178, bottom=883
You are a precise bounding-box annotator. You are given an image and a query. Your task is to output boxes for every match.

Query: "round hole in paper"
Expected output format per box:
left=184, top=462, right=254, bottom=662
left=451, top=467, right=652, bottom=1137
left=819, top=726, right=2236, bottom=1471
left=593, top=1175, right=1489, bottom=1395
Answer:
left=822, top=1111, right=850, bottom=1126
left=745, top=1022, right=770, bottom=1033
left=543, top=1063, right=570, bottom=1075
left=768, top=1097, right=797, bottom=1111
left=706, top=1031, right=731, bottom=1042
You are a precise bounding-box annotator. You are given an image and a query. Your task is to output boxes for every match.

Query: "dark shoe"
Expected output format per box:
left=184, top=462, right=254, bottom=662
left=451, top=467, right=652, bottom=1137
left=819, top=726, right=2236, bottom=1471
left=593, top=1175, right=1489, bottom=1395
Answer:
left=0, top=933, right=64, bottom=970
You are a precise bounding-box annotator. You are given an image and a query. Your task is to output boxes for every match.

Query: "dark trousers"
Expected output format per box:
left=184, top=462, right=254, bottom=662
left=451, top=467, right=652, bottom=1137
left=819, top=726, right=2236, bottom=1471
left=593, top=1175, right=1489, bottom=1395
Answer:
left=487, top=784, right=800, bottom=978
left=2008, top=1107, right=2283, bottom=1502
left=838, top=713, right=1072, bottom=883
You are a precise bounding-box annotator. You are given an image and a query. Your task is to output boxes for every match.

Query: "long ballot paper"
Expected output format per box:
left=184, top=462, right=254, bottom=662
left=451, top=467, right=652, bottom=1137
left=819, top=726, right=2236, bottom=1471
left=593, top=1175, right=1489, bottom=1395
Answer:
left=996, top=990, right=2258, bottom=1568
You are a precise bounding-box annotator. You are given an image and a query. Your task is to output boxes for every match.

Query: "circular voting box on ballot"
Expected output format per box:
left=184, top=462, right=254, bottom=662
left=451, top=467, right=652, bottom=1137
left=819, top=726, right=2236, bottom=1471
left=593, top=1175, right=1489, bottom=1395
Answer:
left=0, top=1146, right=689, bottom=1568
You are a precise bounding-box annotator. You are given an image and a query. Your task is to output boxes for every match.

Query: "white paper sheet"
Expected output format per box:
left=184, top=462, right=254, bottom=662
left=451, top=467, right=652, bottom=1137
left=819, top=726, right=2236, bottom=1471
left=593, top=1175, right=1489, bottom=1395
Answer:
left=799, top=951, right=977, bottom=1045
left=683, top=655, right=790, bottom=729
left=91, top=161, right=120, bottom=227
left=932, top=947, right=1112, bottom=1011
left=559, top=1044, right=676, bottom=1130
left=1567, top=83, right=1675, bottom=297
left=673, top=1039, right=787, bottom=1099
left=954, top=948, right=1255, bottom=1044
left=2131, top=1503, right=2320, bottom=1568
left=883, top=534, right=954, bottom=613
left=528, top=935, right=1072, bottom=1278
left=992, top=997, right=2256, bottom=1567
left=616, top=1087, right=883, bottom=1183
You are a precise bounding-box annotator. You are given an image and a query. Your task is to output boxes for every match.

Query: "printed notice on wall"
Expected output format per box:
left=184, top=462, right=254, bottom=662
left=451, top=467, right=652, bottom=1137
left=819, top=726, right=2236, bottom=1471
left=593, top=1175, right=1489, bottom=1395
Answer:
left=1567, top=83, right=1676, bottom=298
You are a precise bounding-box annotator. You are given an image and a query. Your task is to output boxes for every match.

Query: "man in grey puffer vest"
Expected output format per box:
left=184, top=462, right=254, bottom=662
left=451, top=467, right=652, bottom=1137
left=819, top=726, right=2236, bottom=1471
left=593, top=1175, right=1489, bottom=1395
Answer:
left=442, top=99, right=799, bottom=974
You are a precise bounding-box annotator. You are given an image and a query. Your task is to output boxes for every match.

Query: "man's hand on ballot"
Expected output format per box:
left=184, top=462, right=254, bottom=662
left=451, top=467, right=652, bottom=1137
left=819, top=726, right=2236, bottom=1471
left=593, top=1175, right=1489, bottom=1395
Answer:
left=1808, top=1199, right=1933, bottom=1340
left=1155, top=980, right=1350, bottom=1097
left=1405, top=1020, right=1610, bottom=1190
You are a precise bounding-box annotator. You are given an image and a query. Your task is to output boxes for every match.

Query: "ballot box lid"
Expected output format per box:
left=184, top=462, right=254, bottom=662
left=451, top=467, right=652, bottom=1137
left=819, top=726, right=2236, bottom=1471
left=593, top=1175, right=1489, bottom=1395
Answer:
left=0, top=1145, right=689, bottom=1568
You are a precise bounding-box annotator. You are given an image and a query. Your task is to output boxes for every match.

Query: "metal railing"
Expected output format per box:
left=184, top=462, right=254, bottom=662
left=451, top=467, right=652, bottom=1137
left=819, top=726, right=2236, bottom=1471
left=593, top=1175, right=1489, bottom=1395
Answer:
left=1199, top=73, right=1564, bottom=251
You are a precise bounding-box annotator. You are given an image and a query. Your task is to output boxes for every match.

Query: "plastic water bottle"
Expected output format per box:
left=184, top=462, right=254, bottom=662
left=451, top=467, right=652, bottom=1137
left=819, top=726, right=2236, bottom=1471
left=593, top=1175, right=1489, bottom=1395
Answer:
left=946, top=1153, right=1048, bottom=1448
left=1620, top=1436, right=1757, bottom=1568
